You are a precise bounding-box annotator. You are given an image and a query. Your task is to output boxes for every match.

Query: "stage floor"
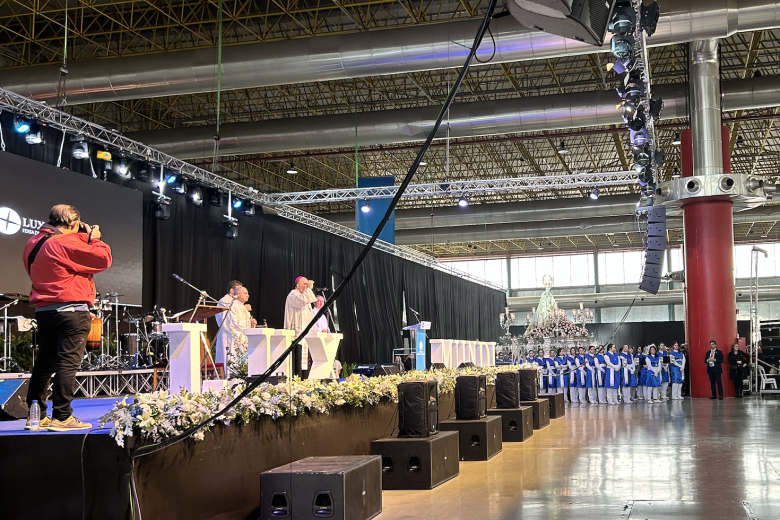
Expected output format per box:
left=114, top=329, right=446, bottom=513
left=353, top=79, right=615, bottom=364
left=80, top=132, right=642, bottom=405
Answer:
left=379, top=399, right=780, bottom=520
left=0, top=397, right=117, bottom=436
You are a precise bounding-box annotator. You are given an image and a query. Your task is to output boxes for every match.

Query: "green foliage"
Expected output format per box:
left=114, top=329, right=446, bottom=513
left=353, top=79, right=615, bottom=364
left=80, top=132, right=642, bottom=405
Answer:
left=10, top=332, right=34, bottom=372
left=341, top=362, right=355, bottom=378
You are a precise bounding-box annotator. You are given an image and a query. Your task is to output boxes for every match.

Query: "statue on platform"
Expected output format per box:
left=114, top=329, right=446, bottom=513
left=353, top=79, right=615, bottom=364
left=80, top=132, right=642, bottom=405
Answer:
left=534, top=275, right=557, bottom=328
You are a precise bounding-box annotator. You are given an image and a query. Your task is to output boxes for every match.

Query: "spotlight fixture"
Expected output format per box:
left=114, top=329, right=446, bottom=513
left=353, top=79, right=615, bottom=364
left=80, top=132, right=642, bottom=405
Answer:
left=191, top=187, right=203, bottom=207
left=557, top=140, right=568, bottom=155
left=361, top=201, right=371, bottom=213
left=610, top=34, right=635, bottom=61
left=165, top=174, right=186, bottom=194
left=640, top=1, right=660, bottom=36
left=628, top=107, right=647, bottom=131
left=609, top=1, right=636, bottom=36
left=242, top=201, right=255, bottom=216
left=232, top=198, right=244, bottom=209
left=589, top=188, right=600, bottom=200
left=137, top=164, right=154, bottom=183
left=672, top=132, right=681, bottom=145
left=72, top=141, right=90, bottom=159
left=222, top=216, right=239, bottom=239
left=736, top=135, right=744, bottom=147
left=630, top=128, right=649, bottom=147
left=13, top=115, right=32, bottom=134
left=116, top=158, right=132, bottom=180
left=621, top=101, right=636, bottom=121
left=649, top=98, right=664, bottom=120
left=286, top=162, right=298, bottom=174
left=24, top=124, right=43, bottom=145
left=208, top=189, right=224, bottom=207
left=154, top=199, right=171, bottom=220
left=458, top=196, right=469, bottom=207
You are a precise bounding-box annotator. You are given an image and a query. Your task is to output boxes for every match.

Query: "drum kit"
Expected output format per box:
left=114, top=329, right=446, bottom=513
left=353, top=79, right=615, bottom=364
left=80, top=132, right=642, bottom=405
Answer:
left=82, top=294, right=170, bottom=370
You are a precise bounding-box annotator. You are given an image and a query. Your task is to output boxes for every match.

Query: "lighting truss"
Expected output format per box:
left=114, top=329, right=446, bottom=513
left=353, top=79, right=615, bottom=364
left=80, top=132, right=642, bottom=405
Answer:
left=266, top=171, right=639, bottom=205
left=633, top=0, right=657, bottom=185
left=0, top=87, right=503, bottom=291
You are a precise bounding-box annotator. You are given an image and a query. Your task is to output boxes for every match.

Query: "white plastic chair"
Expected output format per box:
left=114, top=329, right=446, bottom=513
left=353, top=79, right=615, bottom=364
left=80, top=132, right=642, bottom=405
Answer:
left=758, top=365, right=778, bottom=390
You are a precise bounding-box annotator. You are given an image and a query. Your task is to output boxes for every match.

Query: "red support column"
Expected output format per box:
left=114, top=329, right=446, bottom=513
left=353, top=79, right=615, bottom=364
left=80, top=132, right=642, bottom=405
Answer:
left=682, top=200, right=737, bottom=398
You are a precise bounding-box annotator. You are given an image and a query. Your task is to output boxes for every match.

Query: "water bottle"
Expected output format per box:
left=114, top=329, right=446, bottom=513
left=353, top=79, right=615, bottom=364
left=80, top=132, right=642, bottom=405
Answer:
left=29, top=400, right=40, bottom=432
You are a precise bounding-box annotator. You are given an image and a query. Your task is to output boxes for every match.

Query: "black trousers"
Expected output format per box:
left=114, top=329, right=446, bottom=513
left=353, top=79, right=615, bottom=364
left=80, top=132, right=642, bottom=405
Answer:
left=26, top=310, right=91, bottom=421
left=733, top=376, right=744, bottom=396
left=708, top=372, right=724, bottom=398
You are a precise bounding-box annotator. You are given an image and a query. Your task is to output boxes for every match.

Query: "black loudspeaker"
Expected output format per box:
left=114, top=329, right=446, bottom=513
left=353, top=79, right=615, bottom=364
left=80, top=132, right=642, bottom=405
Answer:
left=370, top=431, right=459, bottom=490
left=640, top=206, right=667, bottom=295
left=260, top=456, right=382, bottom=520
left=520, top=399, right=551, bottom=430
left=439, top=416, right=502, bottom=461
left=495, top=371, right=521, bottom=409
left=457, top=362, right=475, bottom=369
left=518, top=369, right=539, bottom=401
left=487, top=406, right=534, bottom=442
left=246, top=375, right=288, bottom=386
left=538, top=392, right=566, bottom=419
left=352, top=364, right=379, bottom=377
left=0, top=379, right=29, bottom=420
left=454, top=375, right=487, bottom=420
left=506, top=0, right=616, bottom=46
left=372, top=364, right=400, bottom=377
left=429, top=363, right=446, bottom=370
left=398, top=380, right=439, bottom=438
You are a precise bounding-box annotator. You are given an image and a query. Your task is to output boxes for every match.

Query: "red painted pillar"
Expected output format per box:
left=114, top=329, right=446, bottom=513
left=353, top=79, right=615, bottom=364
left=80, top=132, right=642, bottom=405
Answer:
left=683, top=200, right=737, bottom=397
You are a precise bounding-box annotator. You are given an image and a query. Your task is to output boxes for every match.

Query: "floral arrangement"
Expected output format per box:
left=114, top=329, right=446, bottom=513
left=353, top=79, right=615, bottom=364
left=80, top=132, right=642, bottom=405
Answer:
left=99, top=365, right=526, bottom=447
left=524, top=314, right=589, bottom=339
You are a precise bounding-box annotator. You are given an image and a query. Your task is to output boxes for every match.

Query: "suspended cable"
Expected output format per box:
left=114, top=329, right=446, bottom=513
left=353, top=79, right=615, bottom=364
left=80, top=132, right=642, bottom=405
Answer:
left=56, top=0, right=69, bottom=107
left=56, top=130, right=66, bottom=167
left=129, top=0, right=499, bottom=462
left=211, top=0, right=224, bottom=173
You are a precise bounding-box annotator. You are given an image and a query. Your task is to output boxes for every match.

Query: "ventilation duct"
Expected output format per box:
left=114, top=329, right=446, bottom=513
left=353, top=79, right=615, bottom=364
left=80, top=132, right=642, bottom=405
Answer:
left=2, top=0, right=779, bottom=105
left=127, top=75, right=779, bottom=159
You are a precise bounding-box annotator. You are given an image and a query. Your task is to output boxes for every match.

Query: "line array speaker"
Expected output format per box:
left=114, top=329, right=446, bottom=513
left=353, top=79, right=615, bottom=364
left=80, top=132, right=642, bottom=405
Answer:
left=640, top=204, right=666, bottom=295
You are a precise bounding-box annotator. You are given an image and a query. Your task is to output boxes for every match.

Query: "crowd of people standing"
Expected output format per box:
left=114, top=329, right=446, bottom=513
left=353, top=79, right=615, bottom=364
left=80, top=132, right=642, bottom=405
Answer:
left=521, top=342, right=688, bottom=404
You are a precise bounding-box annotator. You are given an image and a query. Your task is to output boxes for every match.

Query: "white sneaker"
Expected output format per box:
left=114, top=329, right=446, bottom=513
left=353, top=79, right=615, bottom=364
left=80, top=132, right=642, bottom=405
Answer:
left=647, top=399, right=655, bottom=403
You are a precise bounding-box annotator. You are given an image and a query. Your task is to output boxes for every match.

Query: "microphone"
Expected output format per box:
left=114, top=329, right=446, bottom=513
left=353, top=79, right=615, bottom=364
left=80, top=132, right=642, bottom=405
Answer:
left=314, top=287, right=330, bottom=292
left=409, top=307, right=420, bottom=315
left=172, top=274, right=185, bottom=283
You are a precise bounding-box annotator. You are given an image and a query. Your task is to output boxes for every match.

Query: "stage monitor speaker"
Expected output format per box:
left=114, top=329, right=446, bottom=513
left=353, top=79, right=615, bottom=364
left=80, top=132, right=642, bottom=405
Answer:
left=495, top=371, right=522, bottom=409
left=454, top=375, right=487, bottom=420
left=648, top=205, right=666, bottom=223
left=352, top=364, right=379, bottom=377
left=457, top=362, right=475, bottom=369
left=506, top=0, right=616, bottom=46
left=640, top=275, right=661, bottom=295
left=372, top=364, right=400, bottom=377
left=518, top=369, right=539, bottom=401
left=646, top=236, right=667, bottom=251
left=260, top=456, right=382, bottom=520
left=0, top=379, right=29, bottom=420
left=645, top=250, right=664, bottom=265
left=429, top=363, right=446, bottom=370
left=398, top=380, right=439, bottom=438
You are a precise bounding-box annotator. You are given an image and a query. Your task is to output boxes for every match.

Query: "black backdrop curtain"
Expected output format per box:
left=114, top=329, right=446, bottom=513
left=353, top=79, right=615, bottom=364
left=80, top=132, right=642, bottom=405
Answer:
left=1, top=114, right=506, bottom=363
left=146, top=196, right=506, bottom=364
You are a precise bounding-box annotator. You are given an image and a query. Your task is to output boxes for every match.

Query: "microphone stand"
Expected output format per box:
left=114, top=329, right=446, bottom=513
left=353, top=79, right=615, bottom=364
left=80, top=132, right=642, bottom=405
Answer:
left=171, top=274, right=221, bottom=379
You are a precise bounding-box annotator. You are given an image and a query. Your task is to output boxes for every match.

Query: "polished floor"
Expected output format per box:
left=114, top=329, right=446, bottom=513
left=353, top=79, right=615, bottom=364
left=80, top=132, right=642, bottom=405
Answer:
left=378, top=398, right=780, bottom=520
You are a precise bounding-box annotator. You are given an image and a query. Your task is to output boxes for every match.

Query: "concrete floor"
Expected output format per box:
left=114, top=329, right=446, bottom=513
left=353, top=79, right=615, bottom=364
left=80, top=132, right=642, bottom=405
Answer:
left=378, top=399, right=780, bottom=520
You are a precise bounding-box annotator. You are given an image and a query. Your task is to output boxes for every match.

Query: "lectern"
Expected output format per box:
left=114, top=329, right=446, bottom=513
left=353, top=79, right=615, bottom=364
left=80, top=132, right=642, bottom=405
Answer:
left=164, top=322, right=208, bottom=393
left=305, top=332, right=343, bottom=379
left=244, top=328, right=297, bottom=378
left=403, top=321, right=431, bottom=371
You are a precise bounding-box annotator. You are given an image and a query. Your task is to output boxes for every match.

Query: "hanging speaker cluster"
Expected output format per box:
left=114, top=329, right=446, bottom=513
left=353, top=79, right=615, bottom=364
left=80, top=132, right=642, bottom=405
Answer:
left=639, top=205, right=666, bottom=294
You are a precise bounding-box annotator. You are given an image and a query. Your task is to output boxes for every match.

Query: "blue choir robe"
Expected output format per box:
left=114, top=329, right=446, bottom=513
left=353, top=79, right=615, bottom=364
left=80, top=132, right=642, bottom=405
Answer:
left=594, top=354, right=606, bottom=387
left=660, top=352, right=670, bottom=382
left=544, top=357, right=556, bottom=389
left=567, top=356, right=578, bottom=387
left=585, top=354, right=596, bottom=388
left=670, top=351, right=685, bottom=383
left=620, top=353, right=637, bottom=387
left=604, top=352, right=621, bottom=389
left=637, top=355, right=648, bottom=385
left=645, top=355, right=662, bottom=387
left=575, top=355, right=587, bottom=387
left=555, top=356, right=568, bottom=388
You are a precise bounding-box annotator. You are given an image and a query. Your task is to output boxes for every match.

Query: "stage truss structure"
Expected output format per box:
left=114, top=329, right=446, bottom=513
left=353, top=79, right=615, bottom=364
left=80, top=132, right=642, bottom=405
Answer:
left=0, top=369, right=168, bottom=399
left=0, top=87, right=502, bottom=291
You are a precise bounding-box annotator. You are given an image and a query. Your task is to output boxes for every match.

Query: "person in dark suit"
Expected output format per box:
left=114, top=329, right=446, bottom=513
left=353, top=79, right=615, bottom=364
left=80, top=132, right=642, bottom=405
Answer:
left=728, top=343, right=749, bottom=398
left=705, top=340, right=725, bottom=399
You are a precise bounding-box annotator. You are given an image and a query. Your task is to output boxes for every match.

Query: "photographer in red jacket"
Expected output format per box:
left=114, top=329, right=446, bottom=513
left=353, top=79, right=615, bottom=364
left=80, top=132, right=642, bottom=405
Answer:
left=23, top=204, right=112, bottom=431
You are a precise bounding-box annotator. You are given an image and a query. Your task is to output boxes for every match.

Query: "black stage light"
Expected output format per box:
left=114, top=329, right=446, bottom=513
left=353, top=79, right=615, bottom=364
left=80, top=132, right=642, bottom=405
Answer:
left=116, top=157, right=133, bottom=180
left=640, top=1, right=660, bottom=36
left=24, top=123, right=44, bottom=145
left=649, top=98, right=664, bottom=120
left=223, top=220, right=239, bottom=239
left=154, top=199, right=171, bottom=220
left=628, top=107, right=646, bottom=131
left=458, top=196, right=469, bottom=207
left=630, top=128, right=649, bottom=147
left=137, top=163, right=154, bottom=183
left=72, top=141, right=89, bottom=159
left=589, top=188, right=600, bottom=200
left=654, top=150, right=666, bottom=167
left=242, top=200, right=255, bottom=216
left=208, top=189, right=224, bottom=207
left=191, top=187, right=204, bottom=207
left=13, top=115, right=33, bottom=134
left=672, top=132, right=681, bottom=145
left=610, top=34, right=634, bottom=60
left=609, top=1, right=635, bottom=36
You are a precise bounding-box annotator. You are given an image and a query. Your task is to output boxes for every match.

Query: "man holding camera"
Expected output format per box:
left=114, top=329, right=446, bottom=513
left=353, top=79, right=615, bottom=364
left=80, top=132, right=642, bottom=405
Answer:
left=23, top=205, right=112, bottom=431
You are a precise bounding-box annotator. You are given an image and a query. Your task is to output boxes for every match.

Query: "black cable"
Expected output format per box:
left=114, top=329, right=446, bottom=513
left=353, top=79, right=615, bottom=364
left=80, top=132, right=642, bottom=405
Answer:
left=129, top=0, right=499, bottom=461
left=80, top=427, right=108, bottom=520
left=474, top=25, right=496, bottom=64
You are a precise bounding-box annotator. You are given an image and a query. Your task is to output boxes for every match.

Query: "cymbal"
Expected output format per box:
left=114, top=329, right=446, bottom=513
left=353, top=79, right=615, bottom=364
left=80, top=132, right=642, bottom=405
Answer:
left=123, top=314, right=149, bottom=323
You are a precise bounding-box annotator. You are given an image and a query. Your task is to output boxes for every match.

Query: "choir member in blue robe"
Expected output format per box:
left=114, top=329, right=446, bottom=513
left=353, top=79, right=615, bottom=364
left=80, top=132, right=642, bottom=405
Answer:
left=658, top=342, right=670, bottom=401
left=576, top=347, right=588, bottom=403
left=669, top=342, right=686, bottom=400
left=619, top=345, right=637, bottom=404
left=645, top=345, right=662, bottom=402
left=567, top=347, right=578, bottom=403
left=594, top=346, right=607, bottom=404
left=636, top=345, right=647, bottom=400
left=604, top=344, right=621, bottom=404
left=543, top=349, right=556, bottom=392
left=585, top=346, right=598, bottom=404
left=554, top=348, right=568, bottom=400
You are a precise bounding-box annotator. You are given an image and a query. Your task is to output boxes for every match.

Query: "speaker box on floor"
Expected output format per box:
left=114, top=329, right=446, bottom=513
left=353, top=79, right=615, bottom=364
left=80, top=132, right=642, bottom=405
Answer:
left=429, top=363, right=446, bottom=370
left=398, top=380, right=439, bottom=438
left=352, top=364, right=379, bottom=377
left=454, top=374, right=487, bottom=420
left=519, top=399, right=551, bottom=430
left=495, top=371, right=521, bottom=408
left=246, top=374, right=288, bottom=386
left=372, top=364, right=400, bottom=377
left=0, top=379, right=29, bottom=420
left=457, top=362, right=475, bottom=369
left=370, top=431, right=459, bottom=490
left=487, top=406, right=534, bottom=442
left=538, top=392, right=566, bottom=419
left=260, top=456, right=381, bottom=520
left=439, top=416, right=502, bottom=461
left=518, top=369, right=539, bottom=401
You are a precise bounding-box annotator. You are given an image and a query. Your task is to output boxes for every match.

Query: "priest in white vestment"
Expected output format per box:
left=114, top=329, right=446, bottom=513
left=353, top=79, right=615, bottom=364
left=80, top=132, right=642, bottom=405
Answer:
left=284, top=276, right=318, bottom=376
left=216, top=284, right=256, bottom=376
left=312, top=295, right=330, bottom=333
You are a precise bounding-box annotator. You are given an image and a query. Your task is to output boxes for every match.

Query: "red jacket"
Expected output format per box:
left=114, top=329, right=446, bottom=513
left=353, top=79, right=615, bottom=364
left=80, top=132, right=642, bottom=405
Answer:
left=23, top=225, right=113, bottom=308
